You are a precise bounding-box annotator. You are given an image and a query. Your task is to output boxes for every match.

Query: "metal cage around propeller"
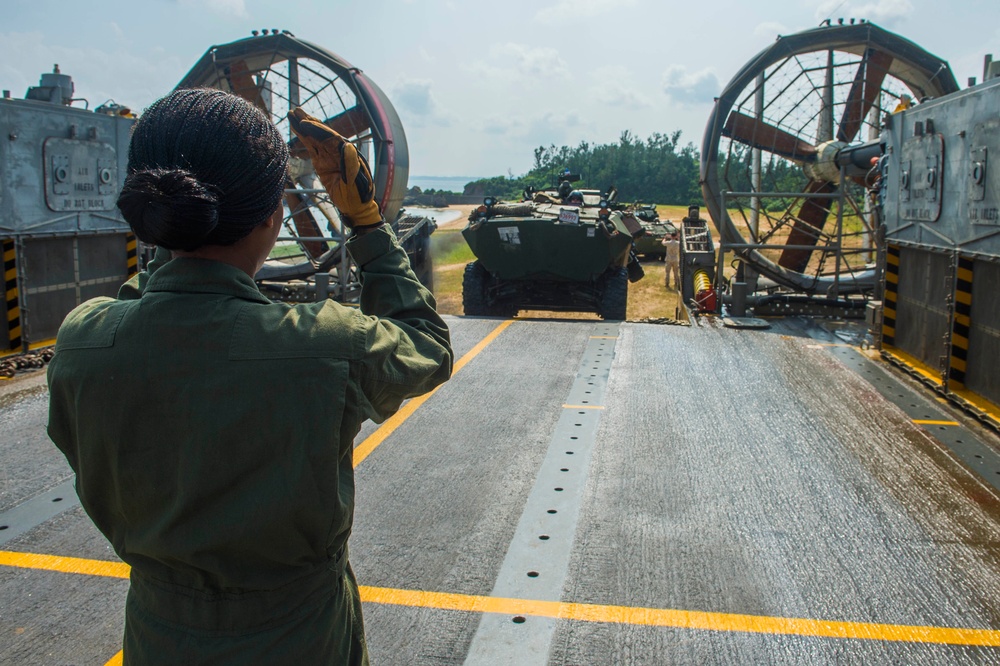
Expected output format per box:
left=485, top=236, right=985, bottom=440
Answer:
left=175, top=31, right=413, bottom=298
left=700, top=21, right=959, bottom=296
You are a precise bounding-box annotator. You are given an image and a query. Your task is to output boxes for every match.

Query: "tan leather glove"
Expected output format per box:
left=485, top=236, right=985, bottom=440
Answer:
left=287, top=108, right=383, bottom=228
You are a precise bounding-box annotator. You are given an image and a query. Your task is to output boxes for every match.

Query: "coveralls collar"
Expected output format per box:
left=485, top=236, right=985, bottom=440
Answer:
left=144, top=257, right=273, bottom=304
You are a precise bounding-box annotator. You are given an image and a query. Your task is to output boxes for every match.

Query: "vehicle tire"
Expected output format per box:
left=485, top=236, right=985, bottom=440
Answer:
left=598, top=268, right=628, bottom=320
left=462, top=261, right=489, bottom=316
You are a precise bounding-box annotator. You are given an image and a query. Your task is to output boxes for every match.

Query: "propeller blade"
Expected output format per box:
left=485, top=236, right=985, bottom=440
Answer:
left=226, top=60, right=268, bottom=110
left=777, top=181, right=836, bottom=272
left=723, top=112, right=818, bottom=162
left=288, top=106, right=372, bottom=160
left=837, top=49, right=893, bottom=143
left=323, top=106, right=371, bottom=139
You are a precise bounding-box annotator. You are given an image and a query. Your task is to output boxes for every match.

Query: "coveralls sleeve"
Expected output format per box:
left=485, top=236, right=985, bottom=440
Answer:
left=346, top=226, right=454, bottom=422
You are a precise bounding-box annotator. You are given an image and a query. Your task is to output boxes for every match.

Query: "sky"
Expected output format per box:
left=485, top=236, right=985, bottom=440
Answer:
left=2, top=0, right=997, bottom=179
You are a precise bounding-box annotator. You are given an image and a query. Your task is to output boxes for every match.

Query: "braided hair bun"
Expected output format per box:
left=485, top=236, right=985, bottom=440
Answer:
left=117, top=88, right=289, bottom=251
left=117, top=169, right=221, bottom=252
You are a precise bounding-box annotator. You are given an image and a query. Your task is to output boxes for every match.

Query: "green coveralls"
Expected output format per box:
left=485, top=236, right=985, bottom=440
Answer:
left=47, top=227, right=453, bottom=665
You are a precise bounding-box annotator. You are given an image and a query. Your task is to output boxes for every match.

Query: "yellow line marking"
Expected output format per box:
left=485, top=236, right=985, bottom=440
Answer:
left=352, top=319, right=515, bottom=466
left=0, top=550, right=128, bottom=579
left=362, top=586, right=1000, bottom=646
left=563, top=404, right=605, bottom=410
left=105, top=652, right=122, bottom=666
left=913, top=420, right=960, bottom=426
left=5, top=551, right=1000, bottom=647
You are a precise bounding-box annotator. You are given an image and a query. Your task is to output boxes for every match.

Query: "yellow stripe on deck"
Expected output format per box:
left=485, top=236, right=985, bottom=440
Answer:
left=352, top=319, right=515, bottom=466
left=3, top=550, right=1000, bottom=648
left=913, top=419, right=960, bottom=426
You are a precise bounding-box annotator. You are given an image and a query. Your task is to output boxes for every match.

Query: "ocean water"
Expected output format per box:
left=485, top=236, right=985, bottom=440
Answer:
left=407, top=175, right=481, bottom=193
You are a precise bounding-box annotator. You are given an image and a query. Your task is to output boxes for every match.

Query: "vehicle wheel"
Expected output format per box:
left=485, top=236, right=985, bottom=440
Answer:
left=462, top=261, right=489, bottom=316
left=598, top=268, right=628, bottom=320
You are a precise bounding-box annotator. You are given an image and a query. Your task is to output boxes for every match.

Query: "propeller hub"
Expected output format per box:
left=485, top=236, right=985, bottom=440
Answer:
left=803, top=139, right=849, bottom=184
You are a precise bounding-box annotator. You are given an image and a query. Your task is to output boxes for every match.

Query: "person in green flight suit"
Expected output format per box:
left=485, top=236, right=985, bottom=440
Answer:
left=46, top=88, right=453, bottom=665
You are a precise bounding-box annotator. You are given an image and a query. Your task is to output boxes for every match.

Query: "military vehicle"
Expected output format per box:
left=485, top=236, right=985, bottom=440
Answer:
left=630, top=204, right=676, bottom=260
left=461, top=174, right=645, bottom=320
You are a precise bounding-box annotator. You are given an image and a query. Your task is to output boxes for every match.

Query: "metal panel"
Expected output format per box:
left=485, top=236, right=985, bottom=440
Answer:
left=900, top=132, right=943, bottom=223
left=21, top=234, right=127, bottom=343
left=0, top=98, right=132, bottom=234
left=42, top=138, right=118, bottom=212
left=894, top=246, right=951, bottom=370
left=968, top=119, right=999, bottom=224
left=966, top=259, right=1000, bottom=405
left=882, top=76, right=1000, bottom=256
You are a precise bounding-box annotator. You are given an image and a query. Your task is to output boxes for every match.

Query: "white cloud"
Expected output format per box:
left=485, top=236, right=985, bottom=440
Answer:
left=463, top=43, right=570, bottom=87
left=492, top=43, right=569, bottom=79
left=109, top=21, right=126, bottom=42
left=813, top=0, right=913, bottom=26
left=535, top=0, right=637, bottom=24
left=476, top=110, right=588, bottom=147
left=178, top=0, right=249, bottom=19
left=588, top=66, right=652, bottom=108
left=661, top=65, right=721, bottom=105
left=481, top=115, right=523, bottom=136
left=391, top=78, right=453, bottom=127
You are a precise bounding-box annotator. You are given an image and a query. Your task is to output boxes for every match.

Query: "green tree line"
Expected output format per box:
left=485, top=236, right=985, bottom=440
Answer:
left=462, top=130, right=702, bottom=205
left=458, top=131, right=813, bottom=210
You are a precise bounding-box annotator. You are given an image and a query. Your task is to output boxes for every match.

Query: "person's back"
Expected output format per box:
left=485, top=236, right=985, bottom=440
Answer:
left=47, top=89, right=452, bottom=665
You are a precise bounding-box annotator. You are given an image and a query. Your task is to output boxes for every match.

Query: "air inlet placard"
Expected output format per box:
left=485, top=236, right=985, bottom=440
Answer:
left=43, top=138, right=118, bottom=212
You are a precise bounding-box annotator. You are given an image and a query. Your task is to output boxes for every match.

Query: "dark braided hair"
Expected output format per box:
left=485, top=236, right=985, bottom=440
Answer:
left=117, top=88, right=289, bottom=251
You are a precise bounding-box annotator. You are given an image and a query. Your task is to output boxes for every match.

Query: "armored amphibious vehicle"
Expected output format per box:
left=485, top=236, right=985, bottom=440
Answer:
left=461, top=175, right=644, bottom=320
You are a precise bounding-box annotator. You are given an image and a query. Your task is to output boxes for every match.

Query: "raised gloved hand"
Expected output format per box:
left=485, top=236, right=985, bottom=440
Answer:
left=287, top=108, right=383, bottom=228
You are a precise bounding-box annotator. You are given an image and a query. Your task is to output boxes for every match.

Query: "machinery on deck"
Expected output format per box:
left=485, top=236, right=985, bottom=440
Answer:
left=701, top=20, right=959, bottom=312
left=461, top=174, right=645, bottom=319
left=0, top=67, right=136, bottom=354
left=0, top=32, right=435, bottom=356
left=176, top=30, right=436, bottom=301
left=700, top=19, right=1000, bottom=426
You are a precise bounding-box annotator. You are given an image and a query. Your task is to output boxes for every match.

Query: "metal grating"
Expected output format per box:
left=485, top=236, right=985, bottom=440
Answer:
left=894, top=246, right=951, bottom=371
left=966, top=259, right=1000, bottom=406
left=21, top=234, right=129, bottom=343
